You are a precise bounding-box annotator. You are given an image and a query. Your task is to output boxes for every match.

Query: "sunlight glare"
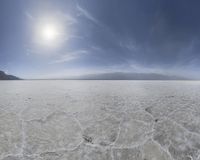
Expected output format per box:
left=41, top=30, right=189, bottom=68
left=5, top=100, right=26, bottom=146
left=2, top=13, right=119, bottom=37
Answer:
left=34, top=18, right=67, bottom=49
left=41, top=24, right=58, bottom=42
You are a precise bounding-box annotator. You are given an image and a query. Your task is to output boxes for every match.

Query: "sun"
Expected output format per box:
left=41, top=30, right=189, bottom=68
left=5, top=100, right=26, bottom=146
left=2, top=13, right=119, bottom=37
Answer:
left=40, top=24, right=58, bottom=42
left=34, top=20, right=65, bottom=48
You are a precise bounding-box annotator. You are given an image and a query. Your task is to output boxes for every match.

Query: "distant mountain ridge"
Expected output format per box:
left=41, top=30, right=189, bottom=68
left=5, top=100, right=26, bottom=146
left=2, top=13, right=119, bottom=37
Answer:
left=0, top=70, right=21, bottom=80
left=0, top=70, right=188, bottom=80
left=72, top=72, right=188, bottom=80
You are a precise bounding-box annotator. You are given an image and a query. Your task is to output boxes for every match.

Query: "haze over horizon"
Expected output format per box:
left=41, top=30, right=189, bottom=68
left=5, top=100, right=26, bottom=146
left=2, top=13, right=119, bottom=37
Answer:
left=1, top=0, right=200, bottom=79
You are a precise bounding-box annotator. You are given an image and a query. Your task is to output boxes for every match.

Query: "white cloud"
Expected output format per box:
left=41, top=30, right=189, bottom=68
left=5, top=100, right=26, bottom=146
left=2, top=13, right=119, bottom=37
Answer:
left=119, top=38, right=139, bottom=52
left=50, top=50, right=88, bottom=64
left=25, top=11, right=34, bottom=20
left=55, top=11, right=78, bottom=25
left=76, top=4, right=101, bottom=26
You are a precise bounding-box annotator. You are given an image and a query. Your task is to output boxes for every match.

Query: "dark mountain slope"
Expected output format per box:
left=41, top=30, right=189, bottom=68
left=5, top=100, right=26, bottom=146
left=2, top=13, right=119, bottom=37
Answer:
left=0, top=70, right=21, bottom=80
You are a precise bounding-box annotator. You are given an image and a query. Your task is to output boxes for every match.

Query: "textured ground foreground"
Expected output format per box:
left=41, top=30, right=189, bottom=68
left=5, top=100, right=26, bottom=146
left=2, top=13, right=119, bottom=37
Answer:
left=1, top=80, right=200, bottom=160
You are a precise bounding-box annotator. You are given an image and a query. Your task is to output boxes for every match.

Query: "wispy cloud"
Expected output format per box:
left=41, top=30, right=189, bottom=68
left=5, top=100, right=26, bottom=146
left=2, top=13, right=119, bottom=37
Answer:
left=50, top=54, right=78, bottom=64
left=50, top=50, right=88, bottom=64
left=25, top=11, right=34, bottom=20
left=25, top=10, right=77, bottom=26
left=55, top=11, right=78, bottom=25
left=76, top=4, right=101, bottom=26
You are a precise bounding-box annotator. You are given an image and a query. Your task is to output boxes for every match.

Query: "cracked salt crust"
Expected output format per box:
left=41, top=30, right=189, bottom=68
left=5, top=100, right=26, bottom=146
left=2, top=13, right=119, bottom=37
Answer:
left=1, top=80, right=200, bottom=160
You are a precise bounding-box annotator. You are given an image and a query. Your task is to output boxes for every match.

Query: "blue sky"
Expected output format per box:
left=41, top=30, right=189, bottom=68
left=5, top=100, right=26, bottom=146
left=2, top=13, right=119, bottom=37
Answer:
left=0, top=0, right=200, bottom=79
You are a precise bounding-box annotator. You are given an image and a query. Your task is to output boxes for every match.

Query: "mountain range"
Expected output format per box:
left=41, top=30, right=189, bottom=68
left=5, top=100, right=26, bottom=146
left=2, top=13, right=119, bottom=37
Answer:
left=0, top=70, right=189, bottom=80
left=69, top=72, right=188, bottom=80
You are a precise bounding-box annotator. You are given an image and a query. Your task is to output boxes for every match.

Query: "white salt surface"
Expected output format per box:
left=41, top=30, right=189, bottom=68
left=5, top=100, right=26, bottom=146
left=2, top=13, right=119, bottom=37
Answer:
left=0, top=80, right=200, bottom=160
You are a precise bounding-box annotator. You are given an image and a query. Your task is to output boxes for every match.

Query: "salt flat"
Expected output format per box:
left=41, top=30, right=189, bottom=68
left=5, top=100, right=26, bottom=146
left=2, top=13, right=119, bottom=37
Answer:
left=0, top=80, right=200, bottom=160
